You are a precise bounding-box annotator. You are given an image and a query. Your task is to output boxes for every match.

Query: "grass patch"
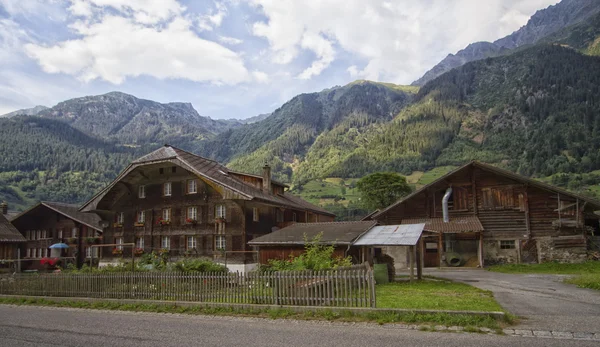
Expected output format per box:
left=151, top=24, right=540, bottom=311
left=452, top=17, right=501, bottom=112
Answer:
left=564, top=274, right=600, bottom=290
left=0, top=296, right=505, bottom=329
left=417, top=166, right=458, bottom=186
left=487, top=261, right=600, bottom=275
left=376, top=280, right=503, bottom=312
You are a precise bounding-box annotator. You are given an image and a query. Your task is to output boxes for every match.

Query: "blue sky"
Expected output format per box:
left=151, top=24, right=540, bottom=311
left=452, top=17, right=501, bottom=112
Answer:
left=0, top=0, right=559, bottom=119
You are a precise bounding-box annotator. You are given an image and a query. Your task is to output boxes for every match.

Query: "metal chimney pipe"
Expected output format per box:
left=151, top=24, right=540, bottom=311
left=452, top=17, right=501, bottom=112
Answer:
left=442, top=188, right=453, bottom=223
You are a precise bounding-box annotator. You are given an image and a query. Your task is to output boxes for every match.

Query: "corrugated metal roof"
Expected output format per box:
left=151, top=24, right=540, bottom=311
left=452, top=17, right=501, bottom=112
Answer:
left=0, top=214, right=25, bottom=242
left=401, top=216, right=484, bottom=233
left=248, top=221, right=377, bottom=245
left=354, top=224, right=424, bottom=246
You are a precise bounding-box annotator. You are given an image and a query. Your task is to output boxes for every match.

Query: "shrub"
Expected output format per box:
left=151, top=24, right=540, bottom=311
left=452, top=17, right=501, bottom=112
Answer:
left=173, top=258, right=228, bottom=273
left=267, top=233, right=352, bottom=271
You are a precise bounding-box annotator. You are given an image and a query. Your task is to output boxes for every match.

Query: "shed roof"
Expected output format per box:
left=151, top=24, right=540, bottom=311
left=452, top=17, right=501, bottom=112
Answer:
left=12, top=202, right=102, bottom=232
left=0, top=214, right=25, bottom=242
left=248, top=221, right=377, bottom=246
left=401, top=216, right=484, bottom=233
left=353, top=224, right=425, bottom=246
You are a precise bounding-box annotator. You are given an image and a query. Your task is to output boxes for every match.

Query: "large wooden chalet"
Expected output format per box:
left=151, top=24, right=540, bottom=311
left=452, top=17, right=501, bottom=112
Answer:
left=79, top=145, right=334, bottom=264
left=372, top=161, right=600, bottom=267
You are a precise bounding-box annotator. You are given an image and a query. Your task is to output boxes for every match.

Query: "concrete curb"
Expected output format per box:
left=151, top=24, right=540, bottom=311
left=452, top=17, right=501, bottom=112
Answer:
left=0, top=295, right=506, bottom=320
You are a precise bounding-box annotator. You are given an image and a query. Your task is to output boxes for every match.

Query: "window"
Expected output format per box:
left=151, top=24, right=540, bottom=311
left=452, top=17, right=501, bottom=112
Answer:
left=500, top=240, right=516, bottom=249
left=71, top=228, right=77, bottom=238
left=216, top=205, right=226, bottom=219
left=187, top=236, right=197, bottom=250
left=253, top=207, right=259, bottom=222
left=172, top=166, right=176, bottom=173
left=187, top=179, right=197, bottom=194
left=116, top=237, right=123, bottom=251
left=26, top=248, right=31, bottom=258
left=276, top=209, right=283, bottom=223
left=159, top=168, right=164, bottom=175
left=161, top=236, right=170, bottom=249
left=215, top=235, right=226, bottom=250
left=162, top=208, right=171, bottom=222
left=187, top=206, right=198, bottom=221
left=136, top=237, right=144, bottom=249
left=163, top=182, right=172, bottom=196
left=37, top=230, right=41, bottom=240
left=42, top=230, right=47, bottom=239
left=137, top=211, right=146, bottom=224
left=57, top=230, right=63, bottom=240
left=139, top=185, right=146, bottom=199
left=117, top=212, right=124, bottom=224
left=292, top=212, right=297, bottom=222
left=86, top=247, right=99, bottom=258
left=26, top=231, right=30, bottom=240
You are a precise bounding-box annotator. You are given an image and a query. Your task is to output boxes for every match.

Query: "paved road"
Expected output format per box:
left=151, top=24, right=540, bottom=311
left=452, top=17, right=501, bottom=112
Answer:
left=1, top=305, right=597, bottom=347
left=425, top=269, right=600, bottom=333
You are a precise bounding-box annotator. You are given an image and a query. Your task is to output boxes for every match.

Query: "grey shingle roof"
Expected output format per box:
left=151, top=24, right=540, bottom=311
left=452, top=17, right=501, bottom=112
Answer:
left=0, top=214, right=25, bottom=242
left=82, top=145, right=333, bottom=216
left=12, top=202, right=102, bottom=232
left=248, top=221, right=377, bottom=245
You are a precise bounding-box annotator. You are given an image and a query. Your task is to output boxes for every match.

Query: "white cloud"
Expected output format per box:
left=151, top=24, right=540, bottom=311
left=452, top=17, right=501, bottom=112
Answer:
left=21, top=0, right=252, bottom=85
left=196, top=1, right=228, bottom=31
left=252, top=70, right=269, bottom=83
left=25, top=12, right=250, bottom=85
left=250, top=0, right=560, bottom=83
left=0, top=18, right=30, bottom=64
left=218, top=35, right=243, bottom=45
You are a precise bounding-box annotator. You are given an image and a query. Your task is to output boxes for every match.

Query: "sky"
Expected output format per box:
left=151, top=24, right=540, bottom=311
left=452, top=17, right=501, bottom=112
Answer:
left=0, top=0, right=560, bottom=119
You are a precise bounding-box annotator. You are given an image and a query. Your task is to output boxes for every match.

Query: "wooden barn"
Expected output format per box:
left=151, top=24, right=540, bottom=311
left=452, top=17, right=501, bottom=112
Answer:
left=79, top=145, right=334, bottom=269
left=248, top=221, right=377, bottom=264
left=372, top=161, right=600, bottom=267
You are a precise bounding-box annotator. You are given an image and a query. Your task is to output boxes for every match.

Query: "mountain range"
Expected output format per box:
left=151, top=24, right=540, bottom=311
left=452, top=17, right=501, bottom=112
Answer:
left=2, top=0, right=600, bottom=215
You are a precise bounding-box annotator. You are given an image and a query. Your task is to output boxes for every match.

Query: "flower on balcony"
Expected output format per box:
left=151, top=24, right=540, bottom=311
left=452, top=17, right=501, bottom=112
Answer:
left=158, top=248, right=169, bottom=256
left=215, top=217, right=226, bottom=224
left=112, top=248, right=123, bottom=256
left=40, top=257, right=59, bottom=266
left=134, top=222, right=145, bottom=227
left=186, top=218, right=198, bottom=225
left=156, top=218, right=171, bottom=226
left=133, top=248, right=144, bottom=257
left=113, top=222, right=123, bottom=228
left=66, top=237, right=77, bottom=244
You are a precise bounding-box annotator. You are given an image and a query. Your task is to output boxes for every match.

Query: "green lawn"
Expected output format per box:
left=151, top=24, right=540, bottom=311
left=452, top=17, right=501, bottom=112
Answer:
left=488, top=261, right=600, bottom=291
left=487, top=261, right=600, bottom=274
left=376, top=279, right=503, bottom=312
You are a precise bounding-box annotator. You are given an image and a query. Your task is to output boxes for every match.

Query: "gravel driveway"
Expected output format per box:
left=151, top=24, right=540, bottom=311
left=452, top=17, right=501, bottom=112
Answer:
left=424, top=269, right=600, bottom=333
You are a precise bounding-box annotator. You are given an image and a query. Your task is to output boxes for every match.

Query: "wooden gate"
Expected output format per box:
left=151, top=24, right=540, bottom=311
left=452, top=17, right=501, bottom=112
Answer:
left=520, top=239, right=538, bottom=264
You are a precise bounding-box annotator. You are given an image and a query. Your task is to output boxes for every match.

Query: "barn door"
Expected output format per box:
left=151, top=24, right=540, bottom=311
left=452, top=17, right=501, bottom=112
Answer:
left=423, top=238, right=440, bottom=267
left=520, top=239, right=538, bottom=264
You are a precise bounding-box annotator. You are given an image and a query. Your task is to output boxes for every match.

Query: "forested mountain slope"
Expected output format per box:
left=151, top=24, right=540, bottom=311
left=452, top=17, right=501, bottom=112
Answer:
left=0, top=116, right=137, bottom=210
left=200, top=81, right=416, bottom=182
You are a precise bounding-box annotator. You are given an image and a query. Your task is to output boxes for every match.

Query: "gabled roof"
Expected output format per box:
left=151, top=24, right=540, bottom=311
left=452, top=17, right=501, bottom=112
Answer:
left=0, top=214, right=25, bottom=242
left=248, top=221, right=377, bottom=245
left=80, top=145, right=334, bottom=216
left=12, top=202, right=102, bottom=232
left=374, top=161, right=600, bottom=219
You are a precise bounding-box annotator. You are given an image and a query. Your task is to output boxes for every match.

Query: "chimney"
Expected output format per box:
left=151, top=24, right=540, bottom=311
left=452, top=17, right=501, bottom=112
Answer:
left=262, top=163, right=272, bottom=194
left=0, top=202, right=7, bottom=215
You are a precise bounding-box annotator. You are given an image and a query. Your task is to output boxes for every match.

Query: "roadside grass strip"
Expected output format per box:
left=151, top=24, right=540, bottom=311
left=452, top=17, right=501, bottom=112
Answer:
left=0, top=296, right=508, bottom=331
left=377, top=280, right=503, bottom=312
left=488, top=261, right=600, bottom=290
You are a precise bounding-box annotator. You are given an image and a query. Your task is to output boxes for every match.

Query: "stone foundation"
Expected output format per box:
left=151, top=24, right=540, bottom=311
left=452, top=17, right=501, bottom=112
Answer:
left=536, top=237, right=588, bottom=263
left=483, top=240, right=519, bottom=266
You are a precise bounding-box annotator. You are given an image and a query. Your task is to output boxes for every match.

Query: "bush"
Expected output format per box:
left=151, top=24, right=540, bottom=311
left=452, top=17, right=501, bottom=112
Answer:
left=173, top=258, right=228, bottom=273
left=266, top=233, right=352, bottom=271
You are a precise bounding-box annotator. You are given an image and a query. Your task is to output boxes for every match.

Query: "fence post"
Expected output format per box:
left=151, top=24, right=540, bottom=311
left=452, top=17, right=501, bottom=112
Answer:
left=369, top=267, right=376, bottom=308
left=274, top=272, right=280, bottom=305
